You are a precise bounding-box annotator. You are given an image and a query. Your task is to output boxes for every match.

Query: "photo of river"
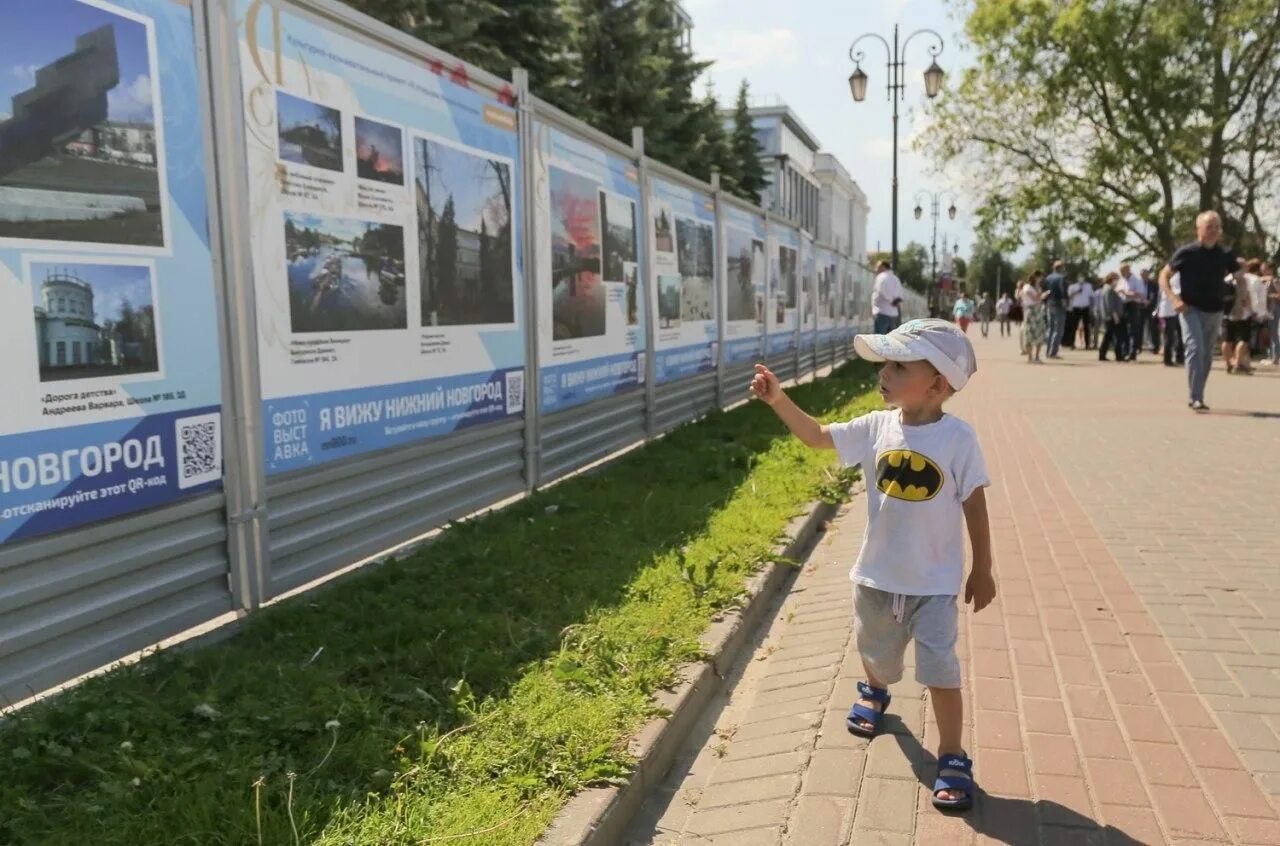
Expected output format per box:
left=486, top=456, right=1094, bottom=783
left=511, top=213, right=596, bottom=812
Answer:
left=284, top=212, right=406, bottom=333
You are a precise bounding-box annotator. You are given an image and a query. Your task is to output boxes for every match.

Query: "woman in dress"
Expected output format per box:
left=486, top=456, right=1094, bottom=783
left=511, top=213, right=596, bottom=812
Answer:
left=1019, top=272, right=1048, bottom=363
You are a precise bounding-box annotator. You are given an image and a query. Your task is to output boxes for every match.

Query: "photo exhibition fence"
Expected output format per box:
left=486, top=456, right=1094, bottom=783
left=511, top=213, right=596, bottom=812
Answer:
left=0, top=0, right=918, bottom=704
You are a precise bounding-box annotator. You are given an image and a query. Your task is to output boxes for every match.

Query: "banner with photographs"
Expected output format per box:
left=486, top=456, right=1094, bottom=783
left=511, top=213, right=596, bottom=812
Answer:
left=647, top=177, right=717, bottom=383
left=799, top=236, right=817, bottom=352
left=237, top=1, right=524, bottom=474
left=766, top=225, right=800, bottom=355
left=838, top=256, right=854, bottom=341
left=816, top=246, right=837, bottom=347
left=720, top=203, right=765, bottom=365
left=531, top=122, right=645, bottom=413
left=0, top=0, right=222, bottom=544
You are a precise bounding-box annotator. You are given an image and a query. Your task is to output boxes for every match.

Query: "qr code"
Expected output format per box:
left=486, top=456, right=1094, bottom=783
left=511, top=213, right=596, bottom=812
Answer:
left=505, top=370, right=525, bottom=415
left=175, top=413, right=222, bottom=490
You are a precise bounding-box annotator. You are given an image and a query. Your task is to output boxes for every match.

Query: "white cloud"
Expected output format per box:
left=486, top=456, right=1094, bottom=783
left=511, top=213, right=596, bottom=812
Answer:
left=698, top=28, right=798, bottom=73
left=9, top=64, right=38, bottom=87
left=107, top=74, right=153, bottom=123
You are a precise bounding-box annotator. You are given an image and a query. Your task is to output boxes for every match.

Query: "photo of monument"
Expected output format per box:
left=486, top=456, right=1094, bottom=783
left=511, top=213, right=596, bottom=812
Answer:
left=0, top=0, right=166, bottom=247
left=414, top=136, right=514, bottom=327
left=675, top=217, right=714, bottom=322
left=778, top=245, right=798, bottom=308
left=30, top=260, right=159, bottom=382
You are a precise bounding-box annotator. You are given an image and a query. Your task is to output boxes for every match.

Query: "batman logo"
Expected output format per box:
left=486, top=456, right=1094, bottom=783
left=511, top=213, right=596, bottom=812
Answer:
left=875, top=449, right=944, bottom=502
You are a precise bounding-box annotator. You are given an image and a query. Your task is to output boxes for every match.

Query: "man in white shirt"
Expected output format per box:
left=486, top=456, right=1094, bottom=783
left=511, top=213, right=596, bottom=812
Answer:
left=1157, top=272, right=1184, bottom=366
left=872, top=261, right=905, bottom=334
left=1118, top=263, right=1148, bottom=360
left=1065, top=276, right=1094, bottom=349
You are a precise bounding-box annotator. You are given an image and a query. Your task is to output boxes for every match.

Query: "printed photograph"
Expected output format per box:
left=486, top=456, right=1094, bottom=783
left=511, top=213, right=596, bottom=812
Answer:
left=549, top=166, right=604, bottom=341
left=414, top=137, right=514, bottom=326
left=354, top=116, right=404, bottom=185
left=623, top=261, right=639, bottom=326
left=653, top=208, right=673, bottom=253
left=725, top=228, right=756, bottom=322
left=675, top=217, right=714, bottom=322
left=31, top=260, right=159, bottom=382
left=657, top=273, right=681, bottom=329
left=775, top=298, right=785, bottom=324
left=284, top=211, right=406, bottom=333
left=819, top=264, right=833, bottom=318
left=778, top=245, right=798, bottom=308
left=277, top=90, right=343, bottom=172
left=0, top=0, right=166, bottom=247
left=601, top=191, right=637, bottom=282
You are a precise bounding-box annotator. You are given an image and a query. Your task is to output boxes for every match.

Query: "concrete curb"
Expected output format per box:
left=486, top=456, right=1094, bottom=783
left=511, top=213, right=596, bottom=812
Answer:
left=537, top=498, right=840, bottom=846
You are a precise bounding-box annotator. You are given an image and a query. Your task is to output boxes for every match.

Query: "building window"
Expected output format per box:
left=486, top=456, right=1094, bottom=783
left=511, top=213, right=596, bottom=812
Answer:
left=72, top=342, right=81, bottom=365
left=56, top=341, right=66, bottom=366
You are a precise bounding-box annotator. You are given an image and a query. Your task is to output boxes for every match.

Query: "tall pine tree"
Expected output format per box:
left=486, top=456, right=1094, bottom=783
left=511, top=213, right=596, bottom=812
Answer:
left=731, top=80, right=768, bottom=204
left=570, top=0, right=655, bottom=137
left=476, top=0, right=578, bottom=110
left=635, top=0, right=713, bottom=175
left=358, top=0, right=505, bottom=71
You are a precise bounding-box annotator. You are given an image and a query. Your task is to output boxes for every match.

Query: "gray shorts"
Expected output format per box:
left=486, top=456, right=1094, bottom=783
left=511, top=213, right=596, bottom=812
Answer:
left=853, top=584, right=962, bottom=689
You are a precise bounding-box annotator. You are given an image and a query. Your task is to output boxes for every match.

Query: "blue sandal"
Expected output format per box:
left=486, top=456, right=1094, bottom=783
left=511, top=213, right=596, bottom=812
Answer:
left=845, top=681, right=891, bottom=737
left=933, top=754, right=975, bottom=811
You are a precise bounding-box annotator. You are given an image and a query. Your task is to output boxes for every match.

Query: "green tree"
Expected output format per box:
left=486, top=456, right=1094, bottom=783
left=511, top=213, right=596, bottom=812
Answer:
left=731, top=80, right=769, bottom=204
left=356, top=0, right=505, bottom=71
left=923, top=0, right=1280, bottom=261
left=477, top=0, right=577, bottom=108
left=694, top=86, right=740, bottom=195
left=635, top=0, right=715, bottom=175
left=570, top=0, right=652, bottom=135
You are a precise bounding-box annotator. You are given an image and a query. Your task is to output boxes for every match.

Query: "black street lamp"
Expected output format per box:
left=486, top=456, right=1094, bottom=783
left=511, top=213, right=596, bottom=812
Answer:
left=914, top=189, right=959, bottom=313
left=848, top=26, right=946, bottom=272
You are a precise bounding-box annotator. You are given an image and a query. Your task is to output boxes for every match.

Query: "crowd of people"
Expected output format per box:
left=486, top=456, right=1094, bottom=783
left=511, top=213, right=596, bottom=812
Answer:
left=874, top=212, right=1280, bottom=411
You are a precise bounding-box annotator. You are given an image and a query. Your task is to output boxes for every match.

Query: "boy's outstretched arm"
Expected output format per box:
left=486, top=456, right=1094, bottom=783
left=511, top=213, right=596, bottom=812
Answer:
left=749, top=364, right=835, bottom=450
left=963, top=487, right=996, bottom=612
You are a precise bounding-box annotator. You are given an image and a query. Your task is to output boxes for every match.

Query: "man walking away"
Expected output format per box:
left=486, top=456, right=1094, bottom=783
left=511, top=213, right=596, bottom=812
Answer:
left=873, top=260, right=905, bottom=335
left=1158, top=210, right=1242, bottom=412
left=1157, top=272, right=1185, bottom=366
left=1089, top=277, right=1105, bottom=349
left=1044, top=260, right=1068, bottom=358
left=1143, top=268, right=1162, bottom=353
left=996, top=291, right=1013, bottom=337
left=1099, top=273, right=1129, bottom=361
left=1066, top=275, right=1093, bottom=349
left=1118, top=263, right=1148, bottom=360
left=977, top=292, right=993, bottom=337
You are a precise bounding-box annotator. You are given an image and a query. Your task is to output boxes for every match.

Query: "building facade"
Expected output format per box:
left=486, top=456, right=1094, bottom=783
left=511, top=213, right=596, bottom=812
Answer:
left=34, top=271, right=107, bottom=369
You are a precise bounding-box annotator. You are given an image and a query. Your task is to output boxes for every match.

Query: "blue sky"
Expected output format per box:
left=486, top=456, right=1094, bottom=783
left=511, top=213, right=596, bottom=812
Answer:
left=690, top=0, right=973, bottom=263
left=0, top=0, right=154, bottom=124
left=32, top=261, right=153, bottom=321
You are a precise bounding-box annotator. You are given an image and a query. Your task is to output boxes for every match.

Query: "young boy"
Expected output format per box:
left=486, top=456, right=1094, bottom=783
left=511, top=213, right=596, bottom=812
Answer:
left=749, top=318, right=995, bottom=811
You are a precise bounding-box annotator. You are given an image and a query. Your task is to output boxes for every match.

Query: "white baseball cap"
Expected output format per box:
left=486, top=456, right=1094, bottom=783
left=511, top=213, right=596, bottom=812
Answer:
left=853, top=318, right=978, bottom=391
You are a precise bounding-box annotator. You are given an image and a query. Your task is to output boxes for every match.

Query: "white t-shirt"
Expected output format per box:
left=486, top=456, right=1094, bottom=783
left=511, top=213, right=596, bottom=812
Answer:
left=829, top=410, right=990, bottom=596
left=1069, top=281, right=1093, bottom=309
left=1156, top=272, right=1181, bottom=318
left=996, top=296, right=1012, bottom=316
left=873, top=271, right=904, bottom=317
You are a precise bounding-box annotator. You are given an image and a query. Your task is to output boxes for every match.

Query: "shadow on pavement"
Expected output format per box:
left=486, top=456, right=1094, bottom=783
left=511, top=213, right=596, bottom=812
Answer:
left=886, top=719, right=1145, bottom=845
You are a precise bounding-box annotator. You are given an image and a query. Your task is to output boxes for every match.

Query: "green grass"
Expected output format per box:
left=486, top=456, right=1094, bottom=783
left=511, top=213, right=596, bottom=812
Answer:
left=0, top=364, right=879, bottom=846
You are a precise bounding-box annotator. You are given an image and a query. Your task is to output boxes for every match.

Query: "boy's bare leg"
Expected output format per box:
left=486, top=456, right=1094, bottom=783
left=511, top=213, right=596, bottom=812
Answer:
left=930, top=686, right=966, bottom=801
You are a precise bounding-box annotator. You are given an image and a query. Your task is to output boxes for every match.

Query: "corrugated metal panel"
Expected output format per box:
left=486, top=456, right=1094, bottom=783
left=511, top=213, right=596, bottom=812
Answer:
left=264, top=420, right=524, bottom=597
left=654, top=371, right=718, bottom=433
left=0, top=494, right=232, bottom=704
left=539, top=389, right=646, bottom=484
left=722, top=361, right=756, bottom=408
left=799, top=348, right=816, bottom=375
left=768, top=351, right=798, bottom=384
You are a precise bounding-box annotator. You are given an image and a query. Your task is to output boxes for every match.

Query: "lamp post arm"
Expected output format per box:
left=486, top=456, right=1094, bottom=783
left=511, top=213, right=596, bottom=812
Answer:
left=848, top=32, right=893, bottom=67
left=901, top=28, right=945, bottom=62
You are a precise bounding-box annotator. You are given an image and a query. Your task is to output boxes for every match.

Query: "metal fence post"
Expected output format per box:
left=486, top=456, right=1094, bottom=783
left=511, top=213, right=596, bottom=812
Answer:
left=513, top=68, right=541, bottom=491
left=634, top=128, right=658, bottom=438
left=711, top=172, right=726, bottom=409
left=202, top=0, right=270, bottom=611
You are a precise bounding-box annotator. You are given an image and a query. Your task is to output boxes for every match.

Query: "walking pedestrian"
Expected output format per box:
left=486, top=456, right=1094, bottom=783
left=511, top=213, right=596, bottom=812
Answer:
left=1157, top=210, right=1242, bottom=412
left=996, top=291, right=1013, bottom=337
left=976, top=292, right=994, bottom=338
left=1089, top=276, right=1105, bottom=349
left=952, top=288, right=976, bottom=334
left=1065, top=274, right=1093, bottom=349
left=873, top=261, right=905, bottom=335
left=1019, top=273, right=1048, bottom=363
left=1157, top=272, right=1184, bottom=366
left=1247, top=260, right=1270, bottom=360
left=1143, top=268, right=1162, bottom=353
left=1043, top=260, right=1068, bottom=358
left=1118, top=263, right=1148, bottom=360
left=1098, top=272, right=1130, bottom=362
left=749, top=318, right=994, bottom=812
left=1264, top=262, right=1280, bottom=366
left=1224, top=261, right=1259, bottom=375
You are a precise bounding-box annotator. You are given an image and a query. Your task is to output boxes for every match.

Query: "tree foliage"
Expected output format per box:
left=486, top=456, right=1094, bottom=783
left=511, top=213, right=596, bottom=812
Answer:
left=732, top=80, right=770, bottom=204
left=351, top=0, right=766, bottom=206
left=923, top=0, right=1280, bottom=262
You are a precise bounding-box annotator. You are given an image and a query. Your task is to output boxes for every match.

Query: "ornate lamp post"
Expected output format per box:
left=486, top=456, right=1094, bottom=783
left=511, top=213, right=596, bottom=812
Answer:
left=848, top=27, right=946, bottom=272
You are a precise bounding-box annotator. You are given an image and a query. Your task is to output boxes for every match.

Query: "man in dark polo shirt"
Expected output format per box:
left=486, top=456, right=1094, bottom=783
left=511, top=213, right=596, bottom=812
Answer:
left=1157, top=210, right=1242, bottom=411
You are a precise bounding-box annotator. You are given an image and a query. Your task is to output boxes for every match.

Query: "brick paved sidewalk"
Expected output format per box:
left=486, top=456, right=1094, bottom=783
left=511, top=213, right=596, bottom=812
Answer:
left=626, top=337, right=1280, bottom=845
